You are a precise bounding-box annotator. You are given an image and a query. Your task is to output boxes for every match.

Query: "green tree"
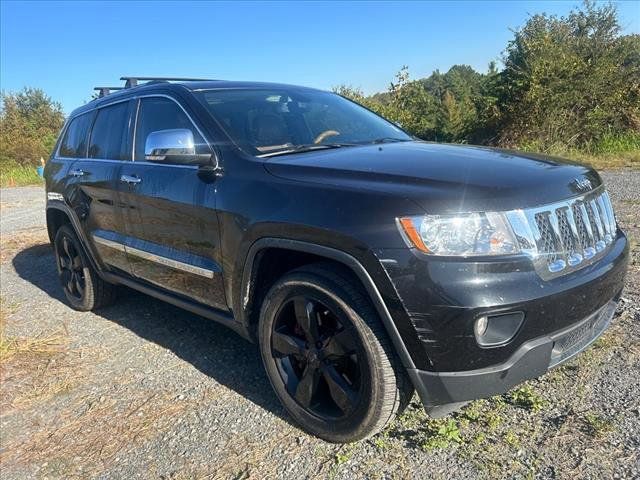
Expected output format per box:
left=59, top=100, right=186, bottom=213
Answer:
left=0, top=87, right=65, bottom=166
left=497, top=1, right=640, bottom=150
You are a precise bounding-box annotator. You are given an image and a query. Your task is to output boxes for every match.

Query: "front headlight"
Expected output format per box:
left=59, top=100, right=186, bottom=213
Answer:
left=397, top=212, right=520, bottom=256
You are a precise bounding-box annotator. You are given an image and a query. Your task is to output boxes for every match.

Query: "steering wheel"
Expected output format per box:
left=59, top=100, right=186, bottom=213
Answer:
left=313, top=130, right=341, bottom=144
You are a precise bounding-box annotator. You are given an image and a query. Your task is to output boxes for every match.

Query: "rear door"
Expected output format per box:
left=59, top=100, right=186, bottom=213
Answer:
left=74, top=99, right=135, bottom=274
left=116, top=95, right=227, bottom=310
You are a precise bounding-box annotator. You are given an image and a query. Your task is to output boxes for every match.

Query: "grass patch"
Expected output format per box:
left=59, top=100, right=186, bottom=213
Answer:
left=0, top=161, right=43, bottom=187
left=582, top=412, right=615, bottom=438
left=506, top=385, right=545, bottom=412
left=563, top=150, right=639, bottom=170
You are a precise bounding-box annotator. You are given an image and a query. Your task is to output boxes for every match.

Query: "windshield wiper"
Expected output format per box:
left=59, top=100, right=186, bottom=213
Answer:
left=258, top=143, right=357, bottom=158
left=370, top=137, right=412, bottom=144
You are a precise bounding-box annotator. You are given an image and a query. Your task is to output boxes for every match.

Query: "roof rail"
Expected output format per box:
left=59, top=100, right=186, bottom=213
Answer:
left=120, top=76, right=216, bottom=88
left=93, top=87, right=125, bottom=98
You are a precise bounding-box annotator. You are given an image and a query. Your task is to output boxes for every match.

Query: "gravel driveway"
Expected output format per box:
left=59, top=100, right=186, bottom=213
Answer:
left=1, top=172, right=638, bottom=479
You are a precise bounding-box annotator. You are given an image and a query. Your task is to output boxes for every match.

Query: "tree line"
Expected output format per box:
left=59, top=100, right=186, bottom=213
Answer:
left=1, top=1, right=638, bottom=169
left=334, top=1, right=639, bottom=155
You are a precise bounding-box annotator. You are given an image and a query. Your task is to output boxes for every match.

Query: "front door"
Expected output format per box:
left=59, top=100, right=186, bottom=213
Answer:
left=116, top=95, right=227, bottom=311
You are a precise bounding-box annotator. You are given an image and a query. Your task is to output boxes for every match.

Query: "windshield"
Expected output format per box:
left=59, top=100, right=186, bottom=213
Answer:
left=194, top=88, right=411, bottom=157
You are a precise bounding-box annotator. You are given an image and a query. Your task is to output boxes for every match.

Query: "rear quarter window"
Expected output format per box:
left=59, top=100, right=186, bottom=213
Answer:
left=58, top=112, right=93, bottom=158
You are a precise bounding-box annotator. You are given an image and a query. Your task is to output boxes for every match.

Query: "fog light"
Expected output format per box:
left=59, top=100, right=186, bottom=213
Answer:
left=474, top=316, right=489, bottom=337
left=474, top=311, right=525, bottom=347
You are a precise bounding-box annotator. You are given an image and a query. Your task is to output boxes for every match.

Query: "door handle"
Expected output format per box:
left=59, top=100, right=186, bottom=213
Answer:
left=120, top=174, right=142, bottom=185
left=70, top=169, right=86, bottom=177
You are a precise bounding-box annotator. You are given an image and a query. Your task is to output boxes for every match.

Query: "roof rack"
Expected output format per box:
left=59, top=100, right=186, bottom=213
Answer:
left=120, top=76, right=215, bottom=88
left=93, top=86, right=125, bottom=98
left=92, top=76, right=217, bottom=99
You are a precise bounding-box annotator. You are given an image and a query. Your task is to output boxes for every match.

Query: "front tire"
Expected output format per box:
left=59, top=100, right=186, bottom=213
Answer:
left=258, top=263, right=412, bottom=442
left=53, top=225, right=117, bottom=311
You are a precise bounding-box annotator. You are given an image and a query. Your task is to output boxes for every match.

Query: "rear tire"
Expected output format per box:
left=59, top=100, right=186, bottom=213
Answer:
left=53, top=225, right=117, bottom=311
left=258, top=262, right=413, bottom=442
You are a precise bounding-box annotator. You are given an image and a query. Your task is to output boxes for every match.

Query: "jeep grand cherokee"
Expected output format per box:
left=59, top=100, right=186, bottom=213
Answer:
left=44, top=77, right=629, bottom=442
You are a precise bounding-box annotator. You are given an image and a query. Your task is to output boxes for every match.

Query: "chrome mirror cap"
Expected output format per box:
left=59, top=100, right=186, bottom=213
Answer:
left=145, top=128, right=196, bottom=162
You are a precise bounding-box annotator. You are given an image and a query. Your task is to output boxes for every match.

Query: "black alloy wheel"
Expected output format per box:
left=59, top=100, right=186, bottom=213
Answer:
left=271, top=295, right=363, bottom=419
left=53, top=225, right=117, bottom=311
left=259, top=263, right=413, bottom=443
left=56, top=231, right=86, bottom=301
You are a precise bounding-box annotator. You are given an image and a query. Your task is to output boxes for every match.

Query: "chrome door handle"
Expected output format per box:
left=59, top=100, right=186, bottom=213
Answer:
left=70, top=169, right=86, bottom=177
left=120, top=174, right=142, bottom=185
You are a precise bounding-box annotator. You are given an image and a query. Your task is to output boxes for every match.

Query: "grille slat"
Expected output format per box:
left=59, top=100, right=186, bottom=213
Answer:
left=507, top=188, right=616, bottom=280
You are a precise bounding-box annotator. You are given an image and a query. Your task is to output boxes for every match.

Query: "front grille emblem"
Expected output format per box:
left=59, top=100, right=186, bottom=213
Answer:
left=572, top=178, right=592, bottom=192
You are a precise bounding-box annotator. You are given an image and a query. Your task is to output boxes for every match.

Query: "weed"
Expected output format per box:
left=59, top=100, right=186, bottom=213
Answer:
left=504, top=430, right=521, bottom=448
left=583, top=412, right=614, bottom=437
left=334, top=443, right=355, bottom=465
left=420, top=418, right=463, bottom=450
left=507, top=385, right=545, bottom=412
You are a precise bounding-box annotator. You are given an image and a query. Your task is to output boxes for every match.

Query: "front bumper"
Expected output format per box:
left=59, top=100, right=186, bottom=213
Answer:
left=377, top=230, right=628, bottom=413
left=407, top=300, right=617, bottom=416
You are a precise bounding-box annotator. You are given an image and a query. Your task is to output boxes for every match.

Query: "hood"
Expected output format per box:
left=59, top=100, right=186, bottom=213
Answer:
left=263, top=141, right=602, bottom=214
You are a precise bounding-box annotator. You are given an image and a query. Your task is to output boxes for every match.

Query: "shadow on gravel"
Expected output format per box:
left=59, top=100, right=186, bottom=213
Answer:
left=12, top=243, right=288, bottom=422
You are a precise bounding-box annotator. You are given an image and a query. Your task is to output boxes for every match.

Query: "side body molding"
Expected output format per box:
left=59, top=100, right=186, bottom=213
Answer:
left=239, top=238, right=416, bottom=370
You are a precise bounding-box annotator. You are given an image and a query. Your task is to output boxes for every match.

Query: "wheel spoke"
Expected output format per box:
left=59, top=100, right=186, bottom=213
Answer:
left=71, top=256, right=83, bottom=271
left=60, top=269, right=72, bottom=286
left=67, top=273, right=76, bottom=294
left=62, top=236, right=72, bottom=259
left=295, top=365, right=320, bottom=408
left=272, top=331, right=306, bottom=357
left=324, top=328, right=357, bottom=358
left=294, top=298, right=319, bottom=342
left=322, top=364, right=357, bottom=415
left=59, top=256, right=71, bottom=271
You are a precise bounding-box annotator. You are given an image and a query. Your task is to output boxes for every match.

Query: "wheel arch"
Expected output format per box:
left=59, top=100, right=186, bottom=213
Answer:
left=238, top=238, right=416, bottom=370
left=46, top=202, right=104, bottom=275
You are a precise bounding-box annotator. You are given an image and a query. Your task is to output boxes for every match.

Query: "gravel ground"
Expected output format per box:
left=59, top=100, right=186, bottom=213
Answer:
left=0, top=171, right=638, bottom=479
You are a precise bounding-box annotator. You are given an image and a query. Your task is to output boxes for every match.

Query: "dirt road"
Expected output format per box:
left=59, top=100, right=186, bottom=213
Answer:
left=1, top=172, right=638, bottom=479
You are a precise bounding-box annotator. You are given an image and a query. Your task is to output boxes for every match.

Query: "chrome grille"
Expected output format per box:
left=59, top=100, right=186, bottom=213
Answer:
left=506, top=188, right=617, bottom=280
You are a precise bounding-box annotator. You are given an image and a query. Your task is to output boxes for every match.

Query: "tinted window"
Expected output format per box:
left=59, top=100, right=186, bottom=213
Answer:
left=58, top=113, right=92, bottom=158
left=89, top=102, right=130, bottom=160
left=134, top=97, right=206, bottom=162
left=194, top=89, right=411, bottom=157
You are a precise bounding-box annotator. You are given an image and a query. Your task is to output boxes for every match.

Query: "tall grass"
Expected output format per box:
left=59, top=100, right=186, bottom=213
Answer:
left=0, top=161, right=43, bottom=188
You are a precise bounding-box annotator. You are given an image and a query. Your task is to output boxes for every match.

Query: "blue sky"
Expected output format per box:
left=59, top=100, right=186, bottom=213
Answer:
left=2, top=0, right=638, bottom=113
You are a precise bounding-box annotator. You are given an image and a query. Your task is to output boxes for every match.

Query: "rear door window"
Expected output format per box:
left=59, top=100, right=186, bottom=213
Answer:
left=58, top=112, right=93, bottom=158
left=89, top=102, right=131, bottom=160
left=134, top=97, right=207, bottom=162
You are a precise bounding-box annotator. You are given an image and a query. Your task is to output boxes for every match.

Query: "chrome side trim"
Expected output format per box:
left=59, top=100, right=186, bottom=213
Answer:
left=93, top=235, right=127, bottom=252
left=47, top=192, right=65, bottom=202
left=125, top=244, right=215, bottom=278
left=92, top=234, right=214, bottom=278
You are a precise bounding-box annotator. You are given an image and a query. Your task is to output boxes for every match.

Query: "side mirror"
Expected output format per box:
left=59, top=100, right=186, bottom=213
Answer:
left=144, top=129, right=210, bottom=165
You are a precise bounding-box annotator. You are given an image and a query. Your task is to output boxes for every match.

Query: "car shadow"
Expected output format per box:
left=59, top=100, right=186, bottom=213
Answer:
left=12, top=243, right=288, bottom=422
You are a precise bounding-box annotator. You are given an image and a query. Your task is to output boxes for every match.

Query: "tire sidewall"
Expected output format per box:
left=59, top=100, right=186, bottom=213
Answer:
left=258, top=271, right=389, bottom=443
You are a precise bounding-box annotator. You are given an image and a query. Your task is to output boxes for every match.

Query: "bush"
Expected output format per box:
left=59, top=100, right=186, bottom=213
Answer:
left=0, top=88, right=65, bottom=167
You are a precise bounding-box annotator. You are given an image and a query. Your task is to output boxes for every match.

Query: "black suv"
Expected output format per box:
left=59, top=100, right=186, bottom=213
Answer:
left=45, top=77, right=629, bottom=442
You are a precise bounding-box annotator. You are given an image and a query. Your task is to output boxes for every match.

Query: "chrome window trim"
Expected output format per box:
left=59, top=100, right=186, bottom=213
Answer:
left=54, top=93, right=216, bottom=168
left=132, top=94, right=217, bottom=167
left=55, top=110, right=96, bottom=160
